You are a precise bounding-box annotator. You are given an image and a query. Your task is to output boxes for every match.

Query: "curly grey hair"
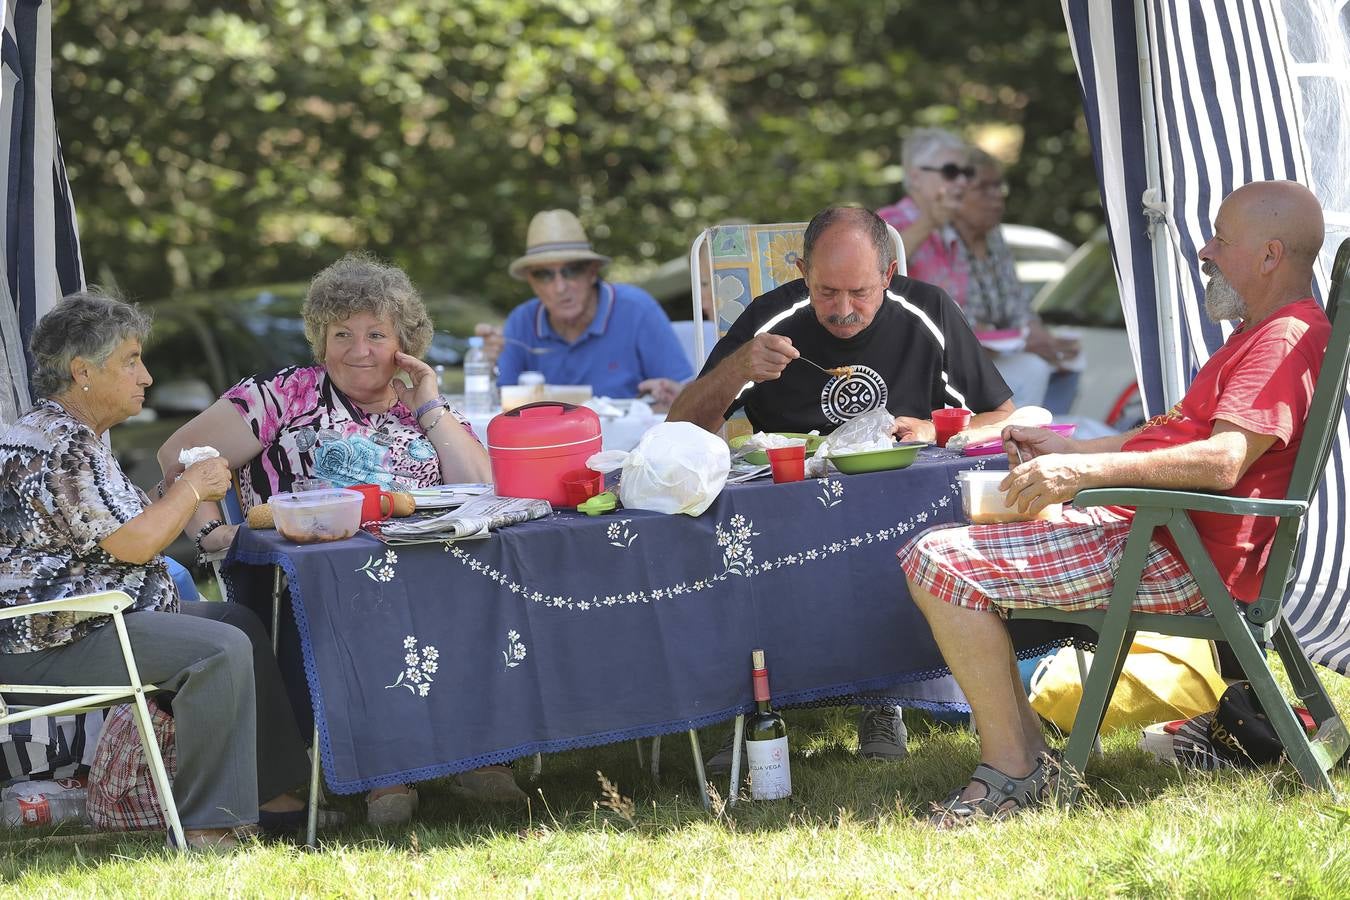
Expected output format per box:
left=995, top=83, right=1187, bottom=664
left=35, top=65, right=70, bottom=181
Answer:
left=901, top=127, right=969, bottom=175
left=802, top=206, right=896, bottom=275
left=303, top=253, right=433, bottom=362
left=29, top=290, right=153, bottom=398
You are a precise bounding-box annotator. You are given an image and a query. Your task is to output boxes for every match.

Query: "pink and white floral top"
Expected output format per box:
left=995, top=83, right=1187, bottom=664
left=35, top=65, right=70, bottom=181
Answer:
left=224, top=365, right=477, bottom=512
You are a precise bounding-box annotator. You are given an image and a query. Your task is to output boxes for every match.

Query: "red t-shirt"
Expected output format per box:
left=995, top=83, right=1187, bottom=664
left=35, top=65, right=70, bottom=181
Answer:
left=1117, top=298, right=1328, bottom=601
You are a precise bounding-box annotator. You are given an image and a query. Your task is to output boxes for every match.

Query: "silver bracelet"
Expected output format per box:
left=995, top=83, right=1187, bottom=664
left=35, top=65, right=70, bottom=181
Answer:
left=422, top=408, right=447, bottom=432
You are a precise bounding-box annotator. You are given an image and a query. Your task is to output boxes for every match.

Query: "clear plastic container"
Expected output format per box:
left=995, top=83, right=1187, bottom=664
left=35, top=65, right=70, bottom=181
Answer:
left=957, top=470, right=1062, bottom=524
left=1, top=780, right=88, bottom=827
left=269, top=488, right=363, bottom=544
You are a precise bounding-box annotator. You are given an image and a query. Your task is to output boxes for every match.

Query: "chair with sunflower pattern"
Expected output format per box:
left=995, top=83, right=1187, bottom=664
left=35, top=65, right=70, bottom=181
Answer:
left=687, top=221, right=906, bottom=366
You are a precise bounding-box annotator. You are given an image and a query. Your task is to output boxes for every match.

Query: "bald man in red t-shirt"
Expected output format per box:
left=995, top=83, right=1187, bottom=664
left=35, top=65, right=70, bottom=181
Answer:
left=898, top=180, right=1329, bottom=826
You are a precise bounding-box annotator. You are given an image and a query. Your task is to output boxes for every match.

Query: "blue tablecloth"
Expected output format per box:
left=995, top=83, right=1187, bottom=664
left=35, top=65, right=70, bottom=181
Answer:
left=224, top=449, right=1057, bottom=794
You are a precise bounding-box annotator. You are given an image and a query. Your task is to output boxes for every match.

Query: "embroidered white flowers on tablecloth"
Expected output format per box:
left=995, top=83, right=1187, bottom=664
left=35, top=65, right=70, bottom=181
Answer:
left=502, top=630, right=528, bottom=668
left=386, top=635, right=439, bottom=697
left=357, top=549, right=399, bottom=582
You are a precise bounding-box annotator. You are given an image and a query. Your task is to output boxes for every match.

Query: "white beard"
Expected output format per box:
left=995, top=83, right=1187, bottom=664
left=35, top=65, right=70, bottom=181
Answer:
left=1202, top=261, right=1247, bottom=323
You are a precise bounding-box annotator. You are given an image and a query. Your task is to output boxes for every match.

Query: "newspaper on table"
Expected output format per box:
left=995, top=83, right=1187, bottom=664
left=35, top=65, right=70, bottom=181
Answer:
left=375, top=494, right=552, bottom=544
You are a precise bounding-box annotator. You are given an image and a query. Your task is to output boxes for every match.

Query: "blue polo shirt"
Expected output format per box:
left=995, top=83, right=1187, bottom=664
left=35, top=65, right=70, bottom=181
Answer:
left=497, top=281, right=693, bottom=397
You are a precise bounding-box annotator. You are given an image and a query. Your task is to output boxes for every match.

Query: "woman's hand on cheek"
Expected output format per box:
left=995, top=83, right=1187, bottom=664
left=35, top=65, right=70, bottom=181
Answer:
left=392, top=352, right=440, bottom=408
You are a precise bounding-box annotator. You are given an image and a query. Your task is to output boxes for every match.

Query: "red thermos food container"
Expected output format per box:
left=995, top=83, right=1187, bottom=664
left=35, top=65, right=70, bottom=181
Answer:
left=486, top=401, right=603, bottom=507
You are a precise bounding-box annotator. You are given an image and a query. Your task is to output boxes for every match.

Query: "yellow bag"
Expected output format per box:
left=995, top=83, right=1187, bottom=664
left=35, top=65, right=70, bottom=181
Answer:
left=1028, top=633, right=1229, bottom=734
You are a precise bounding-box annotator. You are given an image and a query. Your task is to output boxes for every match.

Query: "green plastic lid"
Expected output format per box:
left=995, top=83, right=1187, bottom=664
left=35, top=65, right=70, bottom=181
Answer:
left=578, top=490, right=618, bottom=516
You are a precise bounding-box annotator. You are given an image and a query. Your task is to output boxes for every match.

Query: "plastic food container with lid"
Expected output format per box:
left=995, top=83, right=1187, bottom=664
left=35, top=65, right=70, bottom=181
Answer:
left=270, top=488, right=364, bottom=544
left=957, top=470, right=1062, bottom=524
left=487, top=401, right=603, bottom=507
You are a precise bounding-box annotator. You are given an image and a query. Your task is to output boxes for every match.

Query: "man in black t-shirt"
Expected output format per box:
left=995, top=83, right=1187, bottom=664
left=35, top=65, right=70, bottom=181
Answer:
left=668, top=206, right=1015, bottom=770
left=668, top=206, right=1014, bottom=440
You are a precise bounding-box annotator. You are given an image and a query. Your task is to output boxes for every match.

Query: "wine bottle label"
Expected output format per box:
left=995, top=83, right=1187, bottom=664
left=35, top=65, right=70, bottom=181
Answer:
left=746, top=736, right=791, bottom=800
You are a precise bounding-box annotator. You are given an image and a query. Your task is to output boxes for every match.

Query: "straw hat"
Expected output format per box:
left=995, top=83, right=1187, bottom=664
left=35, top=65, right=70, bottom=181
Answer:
left=508, top=209, right=611, bottom=280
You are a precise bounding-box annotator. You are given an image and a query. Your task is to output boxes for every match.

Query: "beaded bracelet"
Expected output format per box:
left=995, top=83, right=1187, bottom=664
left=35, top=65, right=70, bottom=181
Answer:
left=414, top=396, right=449, bottom=422
left=194, top=519, right=226, bottom=562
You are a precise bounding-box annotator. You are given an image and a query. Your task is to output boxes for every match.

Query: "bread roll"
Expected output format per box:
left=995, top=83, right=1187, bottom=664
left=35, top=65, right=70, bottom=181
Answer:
left=391, top=492, right=416, bottom=517
left=246, top=503, right=275, bottom=530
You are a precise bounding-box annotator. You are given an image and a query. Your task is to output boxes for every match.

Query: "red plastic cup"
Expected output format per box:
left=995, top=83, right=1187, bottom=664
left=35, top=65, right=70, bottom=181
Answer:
left=932, top=408, right=973, bottom=448
left=561, top=468, right=603, bottom=506
left=766, top=444, right=806, bottom=483
left=351, top=483, right=395, bottom=521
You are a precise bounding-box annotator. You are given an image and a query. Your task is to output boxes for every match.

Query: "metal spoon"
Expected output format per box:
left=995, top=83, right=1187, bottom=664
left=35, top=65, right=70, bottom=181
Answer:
left=794, top=356, right=848, bottom=378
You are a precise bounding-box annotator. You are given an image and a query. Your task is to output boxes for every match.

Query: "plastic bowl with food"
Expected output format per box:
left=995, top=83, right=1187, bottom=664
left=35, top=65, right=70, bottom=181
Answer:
left=957, top=470, right=1062, bottom=524
left=729, top=432, right=825, bottom=466
left=829, top=441, right=925, bottom=474
left=270, top=488, right=364, bottom=544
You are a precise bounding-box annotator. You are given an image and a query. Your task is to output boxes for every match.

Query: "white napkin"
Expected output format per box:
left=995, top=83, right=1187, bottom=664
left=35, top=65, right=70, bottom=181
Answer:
left=178, top=446, right=220, bottom=467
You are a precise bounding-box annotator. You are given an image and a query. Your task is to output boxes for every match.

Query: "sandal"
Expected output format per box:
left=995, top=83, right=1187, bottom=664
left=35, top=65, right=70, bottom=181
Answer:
left=928, top=758, right=1051, bottom=827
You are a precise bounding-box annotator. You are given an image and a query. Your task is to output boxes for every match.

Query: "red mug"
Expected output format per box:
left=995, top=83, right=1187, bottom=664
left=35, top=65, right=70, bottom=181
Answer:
left=766, top=444, right=806, bottom=484
left=561, top=468, right=603, bottom=507
left=351, top=483, right=395, bottom=521
left=932, top=408, right=973, bottom=448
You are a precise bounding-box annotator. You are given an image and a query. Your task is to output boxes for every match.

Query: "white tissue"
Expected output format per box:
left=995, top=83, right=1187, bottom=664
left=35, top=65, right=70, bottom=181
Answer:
left=178, top=446, right=220, bottom=467
left=742, top=431, right=807, bottom=450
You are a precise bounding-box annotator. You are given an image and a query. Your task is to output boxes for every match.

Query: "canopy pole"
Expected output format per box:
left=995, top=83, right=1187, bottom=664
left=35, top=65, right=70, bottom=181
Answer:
left=1134, top=0, right=1187, bottom=410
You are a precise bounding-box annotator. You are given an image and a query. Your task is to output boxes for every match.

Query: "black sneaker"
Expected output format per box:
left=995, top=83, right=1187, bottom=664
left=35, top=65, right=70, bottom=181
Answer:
left=858, top=705, right=909, bottom=760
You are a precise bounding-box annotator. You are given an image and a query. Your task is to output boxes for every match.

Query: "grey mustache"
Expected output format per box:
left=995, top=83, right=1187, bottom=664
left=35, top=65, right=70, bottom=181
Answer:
left=826, top=313, right=863, bottom=326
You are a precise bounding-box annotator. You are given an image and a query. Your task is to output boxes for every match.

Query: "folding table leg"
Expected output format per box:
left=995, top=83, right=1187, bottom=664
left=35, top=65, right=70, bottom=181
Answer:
left=306, top=722, right=320, bottom=847
left=271, top=567, right=284, bottom=656
left=688, top=730, right=711, bottom=811
left=634, top=739, right=645, bottom=771
left=651, top=736, right=661, bottom=782
left=727, top=714, right=745, bottom=807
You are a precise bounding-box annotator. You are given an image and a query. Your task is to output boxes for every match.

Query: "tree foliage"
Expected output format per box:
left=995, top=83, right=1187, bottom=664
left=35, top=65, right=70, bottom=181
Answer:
left=53, top=0, right=1100, bottom=311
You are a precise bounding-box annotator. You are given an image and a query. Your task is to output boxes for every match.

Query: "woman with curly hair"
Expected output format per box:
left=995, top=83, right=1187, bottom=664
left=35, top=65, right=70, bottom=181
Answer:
left=159, top=254, right=520, bottom=822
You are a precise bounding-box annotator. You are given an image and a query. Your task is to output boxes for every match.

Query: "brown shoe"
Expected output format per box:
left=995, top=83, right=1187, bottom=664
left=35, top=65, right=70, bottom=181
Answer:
left=449, top=765, right=527, bottom=803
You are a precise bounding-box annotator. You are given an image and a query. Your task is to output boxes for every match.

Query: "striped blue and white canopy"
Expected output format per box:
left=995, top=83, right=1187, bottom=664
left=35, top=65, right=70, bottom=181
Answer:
left=1, top=0, right=84, bottom=422
left=1063, top=0, right=1350, bottom=672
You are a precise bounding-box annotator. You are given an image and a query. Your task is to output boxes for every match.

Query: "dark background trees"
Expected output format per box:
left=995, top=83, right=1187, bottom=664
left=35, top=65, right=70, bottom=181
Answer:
left=54, top=0, right=1100, bottom=312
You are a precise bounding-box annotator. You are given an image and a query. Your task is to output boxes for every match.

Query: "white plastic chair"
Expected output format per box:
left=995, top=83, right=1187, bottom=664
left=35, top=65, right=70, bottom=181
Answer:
left=687, top=221, right=908, bottom=367
left=0, top=590, right=185, bottom=849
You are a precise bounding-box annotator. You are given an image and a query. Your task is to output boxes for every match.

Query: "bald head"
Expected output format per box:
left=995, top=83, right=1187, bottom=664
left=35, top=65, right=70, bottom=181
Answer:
left=1224, top=180, right=1324, bottom=266
left=1201, top=180, right=1324, bottom=322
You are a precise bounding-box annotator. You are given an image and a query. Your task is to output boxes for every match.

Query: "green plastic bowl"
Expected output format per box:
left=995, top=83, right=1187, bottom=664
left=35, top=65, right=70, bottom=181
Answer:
left=829, top=441, right=925, bottom=474
left=729, top=432, right=825, bottom=466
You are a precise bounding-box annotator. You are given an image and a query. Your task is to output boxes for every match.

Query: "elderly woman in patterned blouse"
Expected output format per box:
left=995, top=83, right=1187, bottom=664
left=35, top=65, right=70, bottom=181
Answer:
left=0, top=291, right=328, bottom=850
left=158, top=253, right=522, bottom=820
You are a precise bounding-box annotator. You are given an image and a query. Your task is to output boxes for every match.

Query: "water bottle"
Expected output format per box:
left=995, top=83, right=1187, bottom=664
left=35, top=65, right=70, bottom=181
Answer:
left=463, top=336, right=495, bottom=415
left=1, top=779, right=89, bottom=827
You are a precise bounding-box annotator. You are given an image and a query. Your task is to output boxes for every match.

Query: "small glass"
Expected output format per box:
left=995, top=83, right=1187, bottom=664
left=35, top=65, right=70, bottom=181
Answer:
left=292, top=477, right=332, bottom=492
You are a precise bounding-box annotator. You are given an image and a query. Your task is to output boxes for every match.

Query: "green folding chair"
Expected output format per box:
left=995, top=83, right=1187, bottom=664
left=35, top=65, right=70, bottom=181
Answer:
left=1010, top=237, right=1350, bottom=803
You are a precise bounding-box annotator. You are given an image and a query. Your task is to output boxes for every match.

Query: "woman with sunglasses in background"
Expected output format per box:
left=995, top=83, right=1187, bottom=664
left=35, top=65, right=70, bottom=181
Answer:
left=877, top=127, right=976, bottom=304
left=474, top=209, right=691, bottom=407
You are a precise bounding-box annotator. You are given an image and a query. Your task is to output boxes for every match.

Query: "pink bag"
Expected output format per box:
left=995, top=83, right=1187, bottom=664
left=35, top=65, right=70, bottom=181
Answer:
left=86, top=699, right=177, bottom=831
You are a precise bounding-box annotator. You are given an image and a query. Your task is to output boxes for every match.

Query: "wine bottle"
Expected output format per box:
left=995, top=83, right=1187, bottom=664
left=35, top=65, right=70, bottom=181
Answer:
left=745, top=648, right=791, bottom=800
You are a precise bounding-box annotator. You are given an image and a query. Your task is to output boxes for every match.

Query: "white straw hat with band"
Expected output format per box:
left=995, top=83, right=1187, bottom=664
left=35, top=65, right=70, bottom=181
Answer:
left=508, top=209, right=612, bottom=280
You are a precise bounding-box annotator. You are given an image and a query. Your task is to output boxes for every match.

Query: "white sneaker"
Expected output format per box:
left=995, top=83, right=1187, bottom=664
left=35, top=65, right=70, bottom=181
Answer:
left=366, top=786, right=419, bottom=826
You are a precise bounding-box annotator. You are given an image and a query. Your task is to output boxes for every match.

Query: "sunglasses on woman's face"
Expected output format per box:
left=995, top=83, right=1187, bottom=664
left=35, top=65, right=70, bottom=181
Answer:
left=920, top=163, right=977, bottom=182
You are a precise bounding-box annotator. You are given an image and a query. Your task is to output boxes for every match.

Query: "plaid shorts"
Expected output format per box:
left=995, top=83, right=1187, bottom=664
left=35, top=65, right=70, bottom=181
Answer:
left=897, top=506, right=1206, bottom=615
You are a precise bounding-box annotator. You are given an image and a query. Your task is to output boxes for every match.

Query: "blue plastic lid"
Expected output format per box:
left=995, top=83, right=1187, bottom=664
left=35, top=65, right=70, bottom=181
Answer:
left=468, top=336, right=484, bottom=348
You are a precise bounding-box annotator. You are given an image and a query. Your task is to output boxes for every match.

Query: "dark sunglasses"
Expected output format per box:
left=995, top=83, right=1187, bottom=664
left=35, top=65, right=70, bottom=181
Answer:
left=526, top=262, right=592, bottom=284
left=920, top=163, right=977, bottom=181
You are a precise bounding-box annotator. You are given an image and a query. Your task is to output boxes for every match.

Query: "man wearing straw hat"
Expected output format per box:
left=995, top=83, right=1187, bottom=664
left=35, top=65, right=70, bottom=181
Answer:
left=475, top=210, right=691, bottom=404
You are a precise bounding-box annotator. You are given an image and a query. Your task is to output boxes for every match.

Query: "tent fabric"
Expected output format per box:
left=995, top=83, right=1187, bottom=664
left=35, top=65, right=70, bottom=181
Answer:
left=1063, top=0, right=1350, bottom=673
left=1, top=0, right=84, bottom=423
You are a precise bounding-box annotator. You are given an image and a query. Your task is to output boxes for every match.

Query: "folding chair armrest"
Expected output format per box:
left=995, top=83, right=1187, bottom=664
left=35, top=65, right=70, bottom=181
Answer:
left=0, top=590, right=135, bottom=624
left=1073, top=487, right=1306, bottom=518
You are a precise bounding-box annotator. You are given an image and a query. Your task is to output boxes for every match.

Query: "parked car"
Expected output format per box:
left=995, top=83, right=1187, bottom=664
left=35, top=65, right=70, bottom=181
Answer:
left=1032, top=228, right=1143, bottom=428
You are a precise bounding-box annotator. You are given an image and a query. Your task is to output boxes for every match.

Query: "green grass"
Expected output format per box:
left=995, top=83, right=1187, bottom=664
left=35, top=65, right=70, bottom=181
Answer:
left=2, top=669, right=1348, bottom=898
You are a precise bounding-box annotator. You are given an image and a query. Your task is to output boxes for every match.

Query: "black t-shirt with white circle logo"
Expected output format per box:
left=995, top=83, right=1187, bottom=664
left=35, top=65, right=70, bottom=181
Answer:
left=700, top=275, right=1012, bottom=435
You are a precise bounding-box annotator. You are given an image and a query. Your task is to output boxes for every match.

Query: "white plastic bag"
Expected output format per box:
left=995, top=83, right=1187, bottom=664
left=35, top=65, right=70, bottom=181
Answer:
left=587, top=422, right=730, bottom=516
